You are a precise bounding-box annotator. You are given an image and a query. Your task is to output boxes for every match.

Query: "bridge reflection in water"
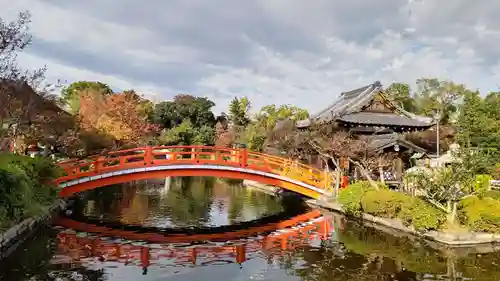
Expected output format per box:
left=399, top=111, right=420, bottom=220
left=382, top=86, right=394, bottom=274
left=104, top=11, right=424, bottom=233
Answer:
left=54, top=211, right=333, bottom=273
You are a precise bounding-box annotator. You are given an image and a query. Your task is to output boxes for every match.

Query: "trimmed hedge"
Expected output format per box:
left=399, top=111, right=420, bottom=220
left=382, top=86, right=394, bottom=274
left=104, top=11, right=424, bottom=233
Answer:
left=339, top=183, right=445, bottom=231
left=338, top=181, right=369, bottom=216
left=460, top=195, right=500, bottom=233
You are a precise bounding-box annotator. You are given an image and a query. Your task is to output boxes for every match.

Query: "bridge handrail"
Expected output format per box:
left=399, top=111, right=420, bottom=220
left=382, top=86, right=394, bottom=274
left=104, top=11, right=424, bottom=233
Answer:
left=56, top=146, right=335, bottom=191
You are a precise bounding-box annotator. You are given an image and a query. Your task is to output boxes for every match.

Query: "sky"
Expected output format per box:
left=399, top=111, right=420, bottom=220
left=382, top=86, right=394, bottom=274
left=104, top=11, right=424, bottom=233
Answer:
left=2, top=0, right=500, bottom=114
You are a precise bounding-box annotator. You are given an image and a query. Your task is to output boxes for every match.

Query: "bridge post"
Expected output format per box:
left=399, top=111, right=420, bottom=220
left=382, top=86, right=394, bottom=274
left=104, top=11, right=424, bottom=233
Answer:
left=94, top=156, right=104, bottom=173
left=239, top=148, right=248, bottom=167
left=144, top=146, right=153, bottom=165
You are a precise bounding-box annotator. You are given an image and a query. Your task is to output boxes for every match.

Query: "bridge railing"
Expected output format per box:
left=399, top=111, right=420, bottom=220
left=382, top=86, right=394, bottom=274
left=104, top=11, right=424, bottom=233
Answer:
left=57, top=146, right=335, bottom=191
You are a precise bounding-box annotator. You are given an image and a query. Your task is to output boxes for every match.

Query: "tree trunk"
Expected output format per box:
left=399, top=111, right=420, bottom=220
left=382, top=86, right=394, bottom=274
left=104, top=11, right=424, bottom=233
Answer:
left=446, top=200, right=457, bottom=225
left=335, top=169, right=341, bottom=196
left=348, top=158, right=378, bottom=190
left=378, top=157, right=385, bottom=185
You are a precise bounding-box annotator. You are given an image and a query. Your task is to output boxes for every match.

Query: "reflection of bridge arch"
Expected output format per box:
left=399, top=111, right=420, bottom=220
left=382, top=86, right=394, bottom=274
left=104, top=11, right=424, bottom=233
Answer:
left=56, top=146, right=335, bottom=199
left=55, top=211, right=333, bottom=269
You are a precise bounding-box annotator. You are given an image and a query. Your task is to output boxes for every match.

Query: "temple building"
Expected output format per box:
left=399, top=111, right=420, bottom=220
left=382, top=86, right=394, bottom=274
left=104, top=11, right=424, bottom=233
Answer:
left=287, top=81, right=436, bottom=184
left=296, top=81, right=434, bottom=133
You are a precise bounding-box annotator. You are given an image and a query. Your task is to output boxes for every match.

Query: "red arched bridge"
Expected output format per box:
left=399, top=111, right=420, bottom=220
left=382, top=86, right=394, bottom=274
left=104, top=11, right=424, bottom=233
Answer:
left=56, top=146, right=335, bottom=199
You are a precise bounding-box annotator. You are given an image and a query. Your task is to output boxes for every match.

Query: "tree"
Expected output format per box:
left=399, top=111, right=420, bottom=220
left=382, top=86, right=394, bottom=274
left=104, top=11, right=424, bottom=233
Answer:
left=153, top=94, right=216, bottom=129
left=456, top=90, right=500, bottom=174
left=0, top=11, right=45, bottom=82
left=78, top=91, right=159, bottom=147
left=255, top=104, right=309, bottom=131
left=159, top=119, right=214, bottom=146
left=271, top=123, right=394, bottom=193
left=214, top=114, right=233, bottom=147
left=308, top=130, right=396, bottom=191
left=60, top=81, right=113, bottom=114
left=0, top=11, right=51, bottom=152
left=228, top=97, right=251, bottom=128
left=414, top=78, right=465, bottom=124
left=241, top=104, right=309, bottom=152
left=385, top=83, right=415, bottom=112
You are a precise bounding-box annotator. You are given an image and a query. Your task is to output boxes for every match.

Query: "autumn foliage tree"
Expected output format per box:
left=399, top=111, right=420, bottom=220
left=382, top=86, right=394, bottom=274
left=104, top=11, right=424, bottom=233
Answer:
left=78, top=90, right=159, bottom=147
left=0, top=11, right=53, bottom=152
left=214, top=114, right=233, bottom=147
left=271, top=123, right=396, bottom=192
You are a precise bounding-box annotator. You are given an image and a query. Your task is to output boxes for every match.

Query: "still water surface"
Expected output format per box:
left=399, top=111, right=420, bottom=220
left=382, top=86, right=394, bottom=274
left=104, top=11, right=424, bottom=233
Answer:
left=2, top=177, right=500, bottom=281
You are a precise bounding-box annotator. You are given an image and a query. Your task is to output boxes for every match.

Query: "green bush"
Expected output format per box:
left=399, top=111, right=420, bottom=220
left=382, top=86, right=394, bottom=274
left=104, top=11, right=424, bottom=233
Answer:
left=338, top=181, right=445, bottom=231
left=338, top=181, right=369, bottom=216
left=361, top=189, right=408, bottom=218
left=460, top=196, right=500, bottom=233
left=481, top=190, right=500, bottom=200
left=399, top=199, right=445, bottom=230
left=473, top=174, right=493, bottom=194
left=361, top=188, right=444, bottom=230
left=0, top=153, right=61, bottom=230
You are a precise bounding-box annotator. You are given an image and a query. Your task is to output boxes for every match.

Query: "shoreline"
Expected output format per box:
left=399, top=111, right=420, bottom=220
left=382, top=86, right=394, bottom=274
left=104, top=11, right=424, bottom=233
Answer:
left=241, top=179, right=280, bottom=195
left=307, top=199, right=500, bottom=248
left=229, top=179, right=500, bottom=248
left=0, top=199, right=67, bottom=260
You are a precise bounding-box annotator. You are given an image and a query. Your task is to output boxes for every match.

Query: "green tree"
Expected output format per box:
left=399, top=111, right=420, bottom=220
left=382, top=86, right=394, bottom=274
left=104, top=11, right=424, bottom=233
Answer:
left=242, top=104, right=309, bottom=151
left=159, top=119, right=214, bottom=145
left=385, top=83, right=416, bottom=112
left=255, top=104, right=309, bottom=130
left=228, top=97, right=251, bottom=127
left=60, top=81, right=113, bottom=113
left=456, top=90, right=500, bottom=173
left=153, top=94, right=216, bottom=129
left=243, top=123, right=267, bottom=151
left=414, top=78, right=465, bottom=124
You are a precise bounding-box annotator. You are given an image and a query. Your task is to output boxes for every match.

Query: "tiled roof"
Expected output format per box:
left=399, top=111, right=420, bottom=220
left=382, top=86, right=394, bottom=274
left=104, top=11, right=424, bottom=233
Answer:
left=296, top=81, right=434, bottom=128
left=338, top=112, right=433, bottom=128
left=365, top=133, right=427, bottom=153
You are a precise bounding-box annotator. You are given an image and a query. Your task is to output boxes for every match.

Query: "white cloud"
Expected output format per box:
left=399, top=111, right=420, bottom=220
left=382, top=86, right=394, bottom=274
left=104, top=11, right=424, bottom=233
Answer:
left=17, top=52, right=174, bottom=103
left=1, top=0, right=499, bottom=115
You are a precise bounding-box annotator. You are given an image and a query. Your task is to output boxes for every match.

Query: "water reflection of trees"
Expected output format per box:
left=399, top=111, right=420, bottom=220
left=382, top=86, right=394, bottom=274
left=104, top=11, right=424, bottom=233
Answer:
left=286, top=217, right=500, bottom=281
left=69, top=177, right=292, bottom=231
left=0, top=227, right=106, bottom=281
left=160, top=177, right=215, bottom=227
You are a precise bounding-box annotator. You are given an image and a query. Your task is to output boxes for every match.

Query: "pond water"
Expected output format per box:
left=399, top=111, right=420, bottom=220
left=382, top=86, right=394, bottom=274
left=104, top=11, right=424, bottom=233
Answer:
left=2, top=177, right=500, bottom=281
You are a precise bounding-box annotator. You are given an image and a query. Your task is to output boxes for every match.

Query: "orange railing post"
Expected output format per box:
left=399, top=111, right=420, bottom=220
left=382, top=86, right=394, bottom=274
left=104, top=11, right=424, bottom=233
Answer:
left=240, top=148, right=248, bottom=168
left=144, top=146, right=153, bottom=165
left=235, top=245, right=246, bottom=264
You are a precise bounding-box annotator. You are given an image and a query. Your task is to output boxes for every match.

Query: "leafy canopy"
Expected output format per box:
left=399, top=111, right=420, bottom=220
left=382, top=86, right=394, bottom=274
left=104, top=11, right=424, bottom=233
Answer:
left=153, top=94, right=216, bottom=129
left=60, top=81, right=113, bottom=114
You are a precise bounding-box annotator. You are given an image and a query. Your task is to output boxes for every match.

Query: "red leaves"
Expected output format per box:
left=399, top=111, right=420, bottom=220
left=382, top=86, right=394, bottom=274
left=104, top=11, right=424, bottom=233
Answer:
left=78, top=91, right=158, bottom=146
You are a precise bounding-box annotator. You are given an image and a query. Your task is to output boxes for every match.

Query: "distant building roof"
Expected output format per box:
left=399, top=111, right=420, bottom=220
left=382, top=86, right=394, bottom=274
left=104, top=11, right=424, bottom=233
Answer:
left=296, top=81, right=434, bottom=130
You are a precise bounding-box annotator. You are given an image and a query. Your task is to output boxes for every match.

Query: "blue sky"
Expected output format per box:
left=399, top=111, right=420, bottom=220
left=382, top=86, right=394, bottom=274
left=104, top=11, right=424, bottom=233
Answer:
left=2, top=0, right=500, bottom=114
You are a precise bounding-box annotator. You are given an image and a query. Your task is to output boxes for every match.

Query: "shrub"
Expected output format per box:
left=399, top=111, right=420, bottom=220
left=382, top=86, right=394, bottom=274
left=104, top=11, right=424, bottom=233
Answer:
left=460, top=196, right=500, bottom=233
left=338, top=181, right=369, bottom=216
left=399, top=199, right=445, bottom=231
left=473, top=174, right=493, bottom=194
left=0, top=153, right=60, bottom=230
left=361, top=189, right=408, bottom=218
left=480, top=190, right=500, bottom=200
left=361, top=188, right=445, bottom=230
left=338, top=181, right=445, bottom=231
